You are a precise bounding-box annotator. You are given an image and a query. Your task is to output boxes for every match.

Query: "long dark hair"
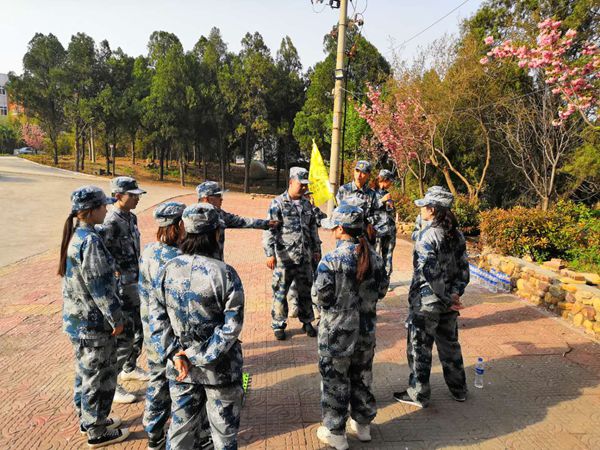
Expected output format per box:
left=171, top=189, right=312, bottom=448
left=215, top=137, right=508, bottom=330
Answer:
left=342, top=226, right=371, bottom=282
left=58, top=209, right=92, bottom=277
left=431, top=205, right=460, bottom=243
left=157, top=218, right=182, bottom=247
left=179, top=229, right=220, bottom=257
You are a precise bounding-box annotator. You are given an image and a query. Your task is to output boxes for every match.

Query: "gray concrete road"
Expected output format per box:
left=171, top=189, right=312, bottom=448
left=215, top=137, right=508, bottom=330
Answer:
left=0, top=156, right=193, bottom=267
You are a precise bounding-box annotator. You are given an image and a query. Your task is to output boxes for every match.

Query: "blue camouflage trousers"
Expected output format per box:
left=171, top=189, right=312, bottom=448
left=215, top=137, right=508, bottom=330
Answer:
left=141, top=300, right=171, bottom=442
left=72, top=337, right=118, bottom=439
left=271, top=262, right=315, bottom=330
left=376, top=233, right=396, bottom=279
left=116, top=283, right=143, bottom=373
left=406, top=310, right=467, bottom=406
left=167, top=380, right=243, bottom=450
left=319, top=347, right=377, bottom=435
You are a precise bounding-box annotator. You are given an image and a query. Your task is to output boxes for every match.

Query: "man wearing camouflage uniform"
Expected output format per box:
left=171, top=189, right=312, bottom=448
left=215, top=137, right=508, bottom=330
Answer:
left=336, top=160, right=378, bottom=239
left=374, top=169, right=397, bottom=280
left=97, top=176, right=148, bottom=403
left=139, top=202, right=185, bottom=450
left=263, top=167, right=320, bottom=340
left=312, top=205, right=388, bottom=450
left=63, top=186, right=129, bottom=447
left=394, top=187, right=470, bottom=408
left=196, top=180, right=277, bottom=261
left=288, top=190, right=325, bottom=319
left=150, top=203, right=244, bottom=450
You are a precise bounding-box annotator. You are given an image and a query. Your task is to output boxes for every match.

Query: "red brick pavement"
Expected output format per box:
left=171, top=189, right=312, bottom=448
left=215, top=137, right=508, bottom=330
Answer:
left=1, top=192, right=599, bottom=449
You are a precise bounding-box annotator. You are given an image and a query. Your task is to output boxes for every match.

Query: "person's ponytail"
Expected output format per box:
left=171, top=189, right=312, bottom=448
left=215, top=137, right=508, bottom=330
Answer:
left=356, top=235, right=371, bottom=283
left=58, top=212, right=77, bottom=277
left=343, top=226, right=372, bottom=282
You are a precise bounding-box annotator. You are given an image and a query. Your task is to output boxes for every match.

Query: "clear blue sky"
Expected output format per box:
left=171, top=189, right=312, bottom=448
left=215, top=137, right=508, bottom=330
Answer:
left=2, top=0, right=484, bottom=74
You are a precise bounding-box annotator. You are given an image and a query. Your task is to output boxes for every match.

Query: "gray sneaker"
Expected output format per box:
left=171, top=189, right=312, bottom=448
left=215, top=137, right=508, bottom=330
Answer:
left=113, top=385, right=137, bottom=404
left=120, top=367, right=150, bottom=381
left=80, top=416, right=122, bottom=435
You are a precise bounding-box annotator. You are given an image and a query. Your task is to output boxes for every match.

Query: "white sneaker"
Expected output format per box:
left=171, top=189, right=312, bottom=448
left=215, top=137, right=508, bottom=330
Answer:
left=316, top=426, right=349, bottom=450
left=113, top=385, right=137, bottom=404
left=349, top=418, right=371, bottom=442
left=120, top=367, right=150, bottom=381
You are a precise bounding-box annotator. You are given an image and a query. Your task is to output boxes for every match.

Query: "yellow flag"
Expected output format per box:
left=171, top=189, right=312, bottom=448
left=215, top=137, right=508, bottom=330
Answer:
left=308, top=140, right=333, bottom=208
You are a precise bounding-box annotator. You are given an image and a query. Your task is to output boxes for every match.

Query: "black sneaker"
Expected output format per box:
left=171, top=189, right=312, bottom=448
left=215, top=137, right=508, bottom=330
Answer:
left=87, top=428, right=130, bottom=448
left=80, top=416, right=122, bottom=435
left=199, top=434, right=214, bottom=449
left=393, top=391, right=425, bottom=408
left=450, top=391, right=467, bottom=402
left=274, top=329, right=286, bottom=340
left=148, top=435, right=167, bottom=450
left=302, top=323, right=317, bottom=337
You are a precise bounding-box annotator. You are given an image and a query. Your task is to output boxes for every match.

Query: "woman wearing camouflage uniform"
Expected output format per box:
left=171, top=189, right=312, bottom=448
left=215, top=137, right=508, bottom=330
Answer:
left=138, top=201, right=185, bottom=450
left=312, top=204, right=389, bottom=450
left=150, top=203, right=244, bottom=450
left=59, top=186, right=129, bottom=448
left=394, top=186, right=469, bottom=408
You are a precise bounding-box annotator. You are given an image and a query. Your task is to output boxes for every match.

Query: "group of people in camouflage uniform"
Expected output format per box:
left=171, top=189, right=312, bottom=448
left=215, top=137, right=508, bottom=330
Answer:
left=59, top=157, right=469, bottom=450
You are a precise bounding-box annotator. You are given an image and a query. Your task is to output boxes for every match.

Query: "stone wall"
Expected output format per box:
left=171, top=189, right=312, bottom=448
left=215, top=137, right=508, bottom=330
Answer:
left=477, top=253, right=600, bottom=338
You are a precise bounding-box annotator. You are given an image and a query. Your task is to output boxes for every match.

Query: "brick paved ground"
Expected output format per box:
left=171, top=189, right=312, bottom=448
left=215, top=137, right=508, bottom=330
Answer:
left=1, top=191, right=599, bottom=449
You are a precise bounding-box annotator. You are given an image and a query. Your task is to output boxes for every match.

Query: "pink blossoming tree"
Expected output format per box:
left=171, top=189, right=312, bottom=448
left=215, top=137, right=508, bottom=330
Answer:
left=21, top=122, right=46, bottom=152
left=481, top=19, right=599, bottom=126
left=357, top=83, right=430, bottom=196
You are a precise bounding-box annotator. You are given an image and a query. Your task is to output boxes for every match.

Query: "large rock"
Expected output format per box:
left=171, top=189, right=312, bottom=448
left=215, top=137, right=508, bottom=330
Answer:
left=582, top=273, right=600, bottom=286
left=249, top=160, right=268, bottom=180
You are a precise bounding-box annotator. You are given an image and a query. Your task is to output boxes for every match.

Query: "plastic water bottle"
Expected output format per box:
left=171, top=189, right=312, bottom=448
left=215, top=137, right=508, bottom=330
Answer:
left=474, top=358, right=484, bottom=388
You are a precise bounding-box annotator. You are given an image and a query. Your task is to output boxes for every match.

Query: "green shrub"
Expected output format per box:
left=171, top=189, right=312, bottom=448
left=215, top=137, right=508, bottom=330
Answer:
left=480, top=201, right=600, bottom=272
left=453, top=195, right=481, bottom=236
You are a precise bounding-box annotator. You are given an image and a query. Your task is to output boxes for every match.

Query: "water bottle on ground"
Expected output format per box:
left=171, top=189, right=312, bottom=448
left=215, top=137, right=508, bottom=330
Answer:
left=474, top=357, right=485, bottom=388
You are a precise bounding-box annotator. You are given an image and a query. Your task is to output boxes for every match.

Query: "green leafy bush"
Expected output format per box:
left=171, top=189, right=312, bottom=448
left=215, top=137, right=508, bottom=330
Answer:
left=480, top=201, right=600, bottom=272
left=453, top=195, right=481, bottom=236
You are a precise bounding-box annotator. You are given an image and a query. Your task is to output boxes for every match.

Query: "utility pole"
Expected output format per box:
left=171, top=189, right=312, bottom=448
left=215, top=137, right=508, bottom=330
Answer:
left=327, top=0, right=348, bottom=215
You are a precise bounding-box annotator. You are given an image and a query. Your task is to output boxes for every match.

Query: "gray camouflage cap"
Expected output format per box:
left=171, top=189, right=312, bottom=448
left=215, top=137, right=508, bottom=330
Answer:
left=111, top=176, right=146, bottom=195
left=414, top=186, right=454, bottom=208
left=289, top=167, right=310, bottom=184
left=322, top=204, right=364, bottom=230
left=153, top=201, right=186, bottom=227
left=379, top=169, right=394, bottom=180
left=355, top=160, right=372, bottom=173
left=196, top=181, right=228, bottom=199
left=182, top=203, right=224, bottom=234
left=71, top=185, right=116, bottom=213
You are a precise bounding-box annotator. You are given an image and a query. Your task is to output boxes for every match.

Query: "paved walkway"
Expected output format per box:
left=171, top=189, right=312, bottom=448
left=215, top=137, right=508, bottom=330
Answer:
left=0, top=156, right=191, bottom=267
left=0, top=192, right=599, bottom=449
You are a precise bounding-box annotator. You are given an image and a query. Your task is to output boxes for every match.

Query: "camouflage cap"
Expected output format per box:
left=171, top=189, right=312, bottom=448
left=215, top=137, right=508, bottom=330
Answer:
left=289, top=166, right=310, bottom=184
left=182, top=203, right=224, bottom=234
left=153, top=201, right=186, bottom=227
left=355, top=160, right=372, bottom=173
left=71, top=185, right=116, bottom=213
left=111, top=176, right=146, bottom=195
left=379, top=169, right=394, bottom=180
left=322, top=204, right=364, bottom=230
left=414, top=186, right=454, bottom=208
left=196, top=181, right=228, bottom=199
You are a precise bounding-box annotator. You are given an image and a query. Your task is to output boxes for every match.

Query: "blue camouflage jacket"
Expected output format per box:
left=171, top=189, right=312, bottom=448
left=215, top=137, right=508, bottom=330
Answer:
left=409, top=224, right=470, bottom=311
left=263, top=191, right=321, bottom=266
left=97, top=207, right=141, bottom=286
left=62, top=223, right=124, bottom=341
left=312, top=239, right=388, bottom=357
left=373, top=188, right=396, bottom=237
left=336, top=181, right=379, bottom=226
left=150, top=254, right=245, bottom=385
left=216, top=207, right=269, bottom=260
left=139, top=242, right=181, bottom=363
